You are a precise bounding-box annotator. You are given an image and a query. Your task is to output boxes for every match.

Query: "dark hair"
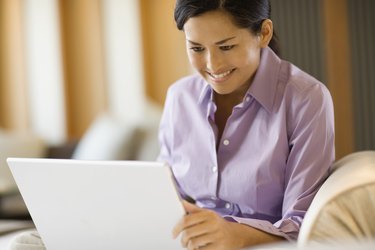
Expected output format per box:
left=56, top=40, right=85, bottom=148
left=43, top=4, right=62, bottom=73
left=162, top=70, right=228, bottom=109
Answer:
left=174, top=0, right=280, bottom=56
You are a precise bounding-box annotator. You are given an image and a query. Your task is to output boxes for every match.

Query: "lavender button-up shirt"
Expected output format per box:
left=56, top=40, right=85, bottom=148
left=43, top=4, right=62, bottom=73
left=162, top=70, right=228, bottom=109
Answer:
left=158, top=47, right=335, bottom=240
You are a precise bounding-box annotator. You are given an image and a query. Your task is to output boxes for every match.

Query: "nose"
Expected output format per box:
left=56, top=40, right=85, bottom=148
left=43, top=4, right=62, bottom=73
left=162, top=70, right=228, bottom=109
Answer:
left=206, top=50, right=223, bottom=73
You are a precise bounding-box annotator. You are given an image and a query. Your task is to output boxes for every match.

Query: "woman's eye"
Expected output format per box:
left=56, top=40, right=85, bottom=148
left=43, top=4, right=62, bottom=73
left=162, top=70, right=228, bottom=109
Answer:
left=220, top=45, right=235, bottom=51
left=190, top=47, right=205, bottom=52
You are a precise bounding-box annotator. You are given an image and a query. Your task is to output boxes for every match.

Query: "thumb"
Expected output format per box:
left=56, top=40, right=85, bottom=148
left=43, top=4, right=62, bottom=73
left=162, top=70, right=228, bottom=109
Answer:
left=182, top=200, right=201, bottom=213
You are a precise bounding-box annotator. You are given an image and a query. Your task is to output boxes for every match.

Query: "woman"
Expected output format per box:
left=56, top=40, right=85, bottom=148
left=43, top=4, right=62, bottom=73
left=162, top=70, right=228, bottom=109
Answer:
left=158, top=0, right=335, bottom=249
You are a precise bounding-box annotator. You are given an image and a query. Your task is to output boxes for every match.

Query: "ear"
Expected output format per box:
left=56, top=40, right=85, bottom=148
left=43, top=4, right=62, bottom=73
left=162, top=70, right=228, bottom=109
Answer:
left=259, top=19, right=273, bottom=48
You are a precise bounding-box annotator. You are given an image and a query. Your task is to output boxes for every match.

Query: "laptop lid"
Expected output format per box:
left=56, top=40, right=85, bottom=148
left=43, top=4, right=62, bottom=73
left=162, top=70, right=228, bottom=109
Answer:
left=7, top=158, right=185, bottom=250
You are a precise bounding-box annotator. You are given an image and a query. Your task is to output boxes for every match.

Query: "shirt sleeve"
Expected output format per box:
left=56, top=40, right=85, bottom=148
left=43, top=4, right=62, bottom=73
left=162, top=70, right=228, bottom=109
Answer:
left=224, top=216, right=295, bottom=241
left=156, top=86, right=195, bottom=201
left=226, top=83, right=335, bottom=241
left=157, top=87, right=174, bottom=165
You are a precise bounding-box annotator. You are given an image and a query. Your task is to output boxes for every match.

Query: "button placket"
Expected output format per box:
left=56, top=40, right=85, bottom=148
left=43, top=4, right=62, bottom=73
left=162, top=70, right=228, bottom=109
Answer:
left=212, top=165, right=218, bottom=173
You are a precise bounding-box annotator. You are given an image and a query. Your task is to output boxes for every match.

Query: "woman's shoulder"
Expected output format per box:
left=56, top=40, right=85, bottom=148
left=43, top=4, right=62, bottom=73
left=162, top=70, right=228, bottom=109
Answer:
left=279, top=61, right=334, bottom=123
left=283, top=62, right=331, bottom=100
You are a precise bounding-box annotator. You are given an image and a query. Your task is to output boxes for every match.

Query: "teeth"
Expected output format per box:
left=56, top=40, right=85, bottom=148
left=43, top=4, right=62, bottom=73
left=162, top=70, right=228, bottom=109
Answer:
left=210, top=69, right=233, bottom=79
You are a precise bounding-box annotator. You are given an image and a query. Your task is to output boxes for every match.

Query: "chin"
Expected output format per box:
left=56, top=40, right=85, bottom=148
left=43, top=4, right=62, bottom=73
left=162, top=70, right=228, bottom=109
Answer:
left=206, top=78, right=238, bottom=94
left=211, top=87, right=233, bottom=95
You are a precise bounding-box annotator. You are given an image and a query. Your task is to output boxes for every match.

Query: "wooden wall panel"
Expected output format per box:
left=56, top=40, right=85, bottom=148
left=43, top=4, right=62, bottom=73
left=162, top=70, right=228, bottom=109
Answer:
left=140, top=0, right=191, bottom=105
left=59, top=0, right=107, bottom=139
left=0, top=0, right=29, bottom=130
left=323, top=0, right=354, bottom=159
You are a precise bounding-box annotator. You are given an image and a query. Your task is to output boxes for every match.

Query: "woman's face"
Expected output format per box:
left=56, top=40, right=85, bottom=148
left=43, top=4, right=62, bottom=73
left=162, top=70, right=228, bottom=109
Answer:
left=183, top=10, right=266, bottom=96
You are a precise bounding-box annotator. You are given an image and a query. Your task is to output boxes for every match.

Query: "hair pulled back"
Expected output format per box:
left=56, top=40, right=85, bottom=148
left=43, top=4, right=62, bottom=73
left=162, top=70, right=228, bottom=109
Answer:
left=174, top=0, right=280, bottom=56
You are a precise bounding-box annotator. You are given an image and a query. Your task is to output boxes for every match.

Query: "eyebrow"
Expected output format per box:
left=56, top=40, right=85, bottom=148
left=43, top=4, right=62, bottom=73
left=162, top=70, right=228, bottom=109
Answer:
left=187, top=36, right=236, bottom=46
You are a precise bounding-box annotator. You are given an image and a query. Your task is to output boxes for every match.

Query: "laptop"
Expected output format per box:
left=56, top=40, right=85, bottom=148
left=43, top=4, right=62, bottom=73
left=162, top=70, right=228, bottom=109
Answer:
left=7, top=158, right=185, bottom=250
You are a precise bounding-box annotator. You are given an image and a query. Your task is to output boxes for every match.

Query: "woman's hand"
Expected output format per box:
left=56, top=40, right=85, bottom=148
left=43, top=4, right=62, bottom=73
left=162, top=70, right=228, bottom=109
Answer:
left=172, top=200, right=252, bottom=250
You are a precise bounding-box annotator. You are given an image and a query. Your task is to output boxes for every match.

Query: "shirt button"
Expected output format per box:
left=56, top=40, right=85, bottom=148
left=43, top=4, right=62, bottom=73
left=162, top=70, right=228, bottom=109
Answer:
left=225, top=203, right=231, bottom=209
left=245, top=96, right=250, bottom=102
left=212, top=166, right=218, bottom=173
left=223, top=139, right=230, bottom=146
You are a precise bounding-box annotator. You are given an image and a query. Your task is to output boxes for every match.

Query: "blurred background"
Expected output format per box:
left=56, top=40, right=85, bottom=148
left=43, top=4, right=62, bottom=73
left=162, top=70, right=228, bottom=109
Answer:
left=0, top=0, right=374, bottom=160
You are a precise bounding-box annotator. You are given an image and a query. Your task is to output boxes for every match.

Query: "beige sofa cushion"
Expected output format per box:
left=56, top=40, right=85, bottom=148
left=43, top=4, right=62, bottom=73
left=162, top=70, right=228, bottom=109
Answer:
left=311, top=183, right=375, bottom=242
left=298, top=151, right=375, bottom=246
left=71, top=114, right=139, bottom=161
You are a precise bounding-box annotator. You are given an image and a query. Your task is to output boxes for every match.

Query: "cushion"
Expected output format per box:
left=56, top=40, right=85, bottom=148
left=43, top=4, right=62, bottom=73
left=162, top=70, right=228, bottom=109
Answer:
left=298, top=151, right=375, bottom=246
left=311, top=184, right=375, bottom=242
left=71, top=113, right=139, bottom=160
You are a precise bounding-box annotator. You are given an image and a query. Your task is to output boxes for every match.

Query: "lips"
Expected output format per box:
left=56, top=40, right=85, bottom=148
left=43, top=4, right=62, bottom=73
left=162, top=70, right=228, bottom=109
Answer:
left=207, top=69, right=235, bottom=81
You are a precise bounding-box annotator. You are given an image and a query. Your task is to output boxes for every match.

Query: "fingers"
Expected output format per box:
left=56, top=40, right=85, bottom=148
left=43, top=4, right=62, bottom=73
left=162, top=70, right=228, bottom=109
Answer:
left=173, top=208, right=223, bottom=250
left=172, top=210, right=207, bottom=239
left=173, top=209, right=250, bottom=250
left=191, top=242, right=219, bottom=250
left=184, top=229, right=224, bottom=250
left=186, top=234, right=213, bottom=250
left=181, top=222, right=210, bottom=247
left=173, top=201, right=205, bottom=238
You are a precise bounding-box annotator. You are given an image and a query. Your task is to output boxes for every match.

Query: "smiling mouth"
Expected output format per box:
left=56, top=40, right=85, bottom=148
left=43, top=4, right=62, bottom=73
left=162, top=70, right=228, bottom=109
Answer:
left=207, top=69, right=235, bottom=81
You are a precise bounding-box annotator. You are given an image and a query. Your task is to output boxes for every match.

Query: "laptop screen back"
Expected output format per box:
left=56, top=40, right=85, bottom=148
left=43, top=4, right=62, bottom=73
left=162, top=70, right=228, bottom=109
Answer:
left=7, top=158, right=184, bottom=250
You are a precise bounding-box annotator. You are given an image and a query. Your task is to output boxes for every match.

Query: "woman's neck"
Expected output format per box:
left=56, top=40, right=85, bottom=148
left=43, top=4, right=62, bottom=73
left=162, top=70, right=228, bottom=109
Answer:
left=213, top=80, right=251, bottom=109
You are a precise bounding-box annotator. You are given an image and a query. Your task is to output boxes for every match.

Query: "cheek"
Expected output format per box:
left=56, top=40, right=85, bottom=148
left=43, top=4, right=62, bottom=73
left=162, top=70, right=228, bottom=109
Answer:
left=235, top=49, right=260, bottom=69
left=187, top=53, right=204, bottom=70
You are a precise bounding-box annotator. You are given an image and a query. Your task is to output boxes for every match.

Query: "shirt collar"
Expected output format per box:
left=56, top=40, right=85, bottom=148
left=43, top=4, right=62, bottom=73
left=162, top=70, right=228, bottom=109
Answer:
left=198, top=81, right=213, bottom=104
left=247, top=47, right=281, bottom=113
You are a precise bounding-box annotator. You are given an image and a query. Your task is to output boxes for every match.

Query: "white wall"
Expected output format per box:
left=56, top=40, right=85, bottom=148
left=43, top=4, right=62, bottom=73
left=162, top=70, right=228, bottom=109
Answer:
left=23, top=0, right=66, bottom=144
left=101, top=0, right=147, bottom=123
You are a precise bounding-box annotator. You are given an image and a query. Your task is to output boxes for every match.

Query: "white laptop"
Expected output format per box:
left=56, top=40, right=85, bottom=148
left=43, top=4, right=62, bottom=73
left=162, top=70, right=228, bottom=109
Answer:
left=7, top=158, right=185, bottom=250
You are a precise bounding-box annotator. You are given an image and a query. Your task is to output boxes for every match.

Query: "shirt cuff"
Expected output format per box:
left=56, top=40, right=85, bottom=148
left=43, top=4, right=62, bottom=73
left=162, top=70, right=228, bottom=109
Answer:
left=224, top=216, right=297, bottom=242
